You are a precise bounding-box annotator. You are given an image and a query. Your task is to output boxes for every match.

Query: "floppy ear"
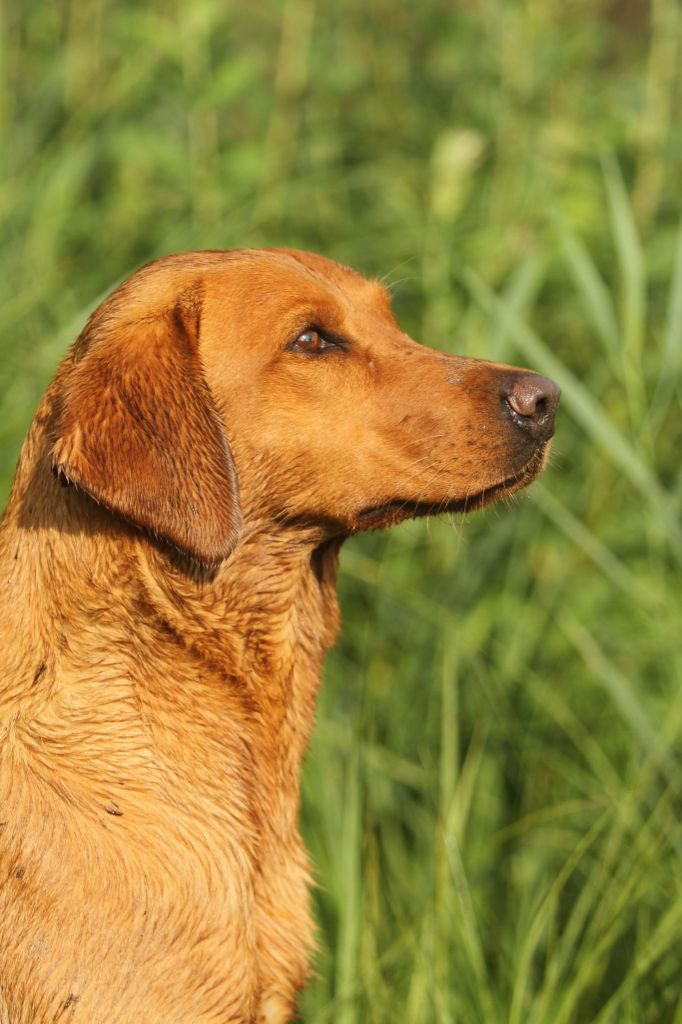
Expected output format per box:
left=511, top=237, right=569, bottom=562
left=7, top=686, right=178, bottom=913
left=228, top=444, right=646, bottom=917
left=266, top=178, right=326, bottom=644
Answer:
left=51, top=286, right=240, bottom=565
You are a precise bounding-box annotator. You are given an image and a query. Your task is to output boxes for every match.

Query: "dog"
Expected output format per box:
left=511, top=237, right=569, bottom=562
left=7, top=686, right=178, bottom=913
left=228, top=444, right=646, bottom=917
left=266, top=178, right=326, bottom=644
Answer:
left=0, top=249, right=559, bottom=1023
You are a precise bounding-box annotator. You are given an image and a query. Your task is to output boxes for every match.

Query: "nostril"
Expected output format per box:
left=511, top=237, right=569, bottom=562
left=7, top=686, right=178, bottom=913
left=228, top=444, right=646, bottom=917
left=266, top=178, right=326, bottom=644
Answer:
left=504, top=374, right=560, bottom=431
left=505, top=384, right=541, bottom=420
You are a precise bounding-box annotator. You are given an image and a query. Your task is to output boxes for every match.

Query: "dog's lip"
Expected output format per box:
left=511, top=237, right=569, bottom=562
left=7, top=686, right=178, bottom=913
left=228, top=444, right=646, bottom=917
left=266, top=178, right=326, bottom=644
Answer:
left=355, top=445, right=548, bottom=526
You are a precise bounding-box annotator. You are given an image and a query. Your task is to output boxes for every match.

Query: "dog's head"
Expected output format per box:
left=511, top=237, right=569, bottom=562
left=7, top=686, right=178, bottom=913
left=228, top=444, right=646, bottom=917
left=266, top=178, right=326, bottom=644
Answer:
left=51, top=249, right=559, bottom=564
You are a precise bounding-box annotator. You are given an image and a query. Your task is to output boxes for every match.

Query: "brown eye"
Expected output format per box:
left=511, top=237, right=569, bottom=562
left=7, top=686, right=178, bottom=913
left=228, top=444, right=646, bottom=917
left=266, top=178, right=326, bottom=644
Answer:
left=288, top=329, right=333, bottom=355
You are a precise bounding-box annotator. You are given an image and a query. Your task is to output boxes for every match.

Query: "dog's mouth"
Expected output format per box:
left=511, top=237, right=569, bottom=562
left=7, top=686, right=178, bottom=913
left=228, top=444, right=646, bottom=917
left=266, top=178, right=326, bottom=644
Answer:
left=354, top=444, right=549, bottom=530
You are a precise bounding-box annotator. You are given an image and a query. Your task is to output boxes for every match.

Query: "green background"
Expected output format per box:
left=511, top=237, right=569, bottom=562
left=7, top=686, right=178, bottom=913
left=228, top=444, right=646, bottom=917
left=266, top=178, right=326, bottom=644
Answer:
left=2, top=1, right=682, bottom=1020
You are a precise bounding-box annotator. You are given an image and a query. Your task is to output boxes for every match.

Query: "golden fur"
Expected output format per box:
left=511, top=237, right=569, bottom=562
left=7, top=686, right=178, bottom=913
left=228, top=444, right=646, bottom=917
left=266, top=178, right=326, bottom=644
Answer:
left=0, top=249, right=558, bottom=1022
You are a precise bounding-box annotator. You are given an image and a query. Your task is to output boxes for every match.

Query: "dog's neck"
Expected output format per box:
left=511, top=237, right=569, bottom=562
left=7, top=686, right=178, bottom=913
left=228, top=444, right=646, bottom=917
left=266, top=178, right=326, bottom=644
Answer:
left=135, top=516, right=343, bottom=682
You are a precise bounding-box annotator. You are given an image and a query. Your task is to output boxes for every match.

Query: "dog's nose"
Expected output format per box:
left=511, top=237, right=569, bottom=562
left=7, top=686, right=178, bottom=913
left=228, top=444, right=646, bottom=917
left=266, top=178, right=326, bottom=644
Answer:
left=503, top=374, right=560, bottom=440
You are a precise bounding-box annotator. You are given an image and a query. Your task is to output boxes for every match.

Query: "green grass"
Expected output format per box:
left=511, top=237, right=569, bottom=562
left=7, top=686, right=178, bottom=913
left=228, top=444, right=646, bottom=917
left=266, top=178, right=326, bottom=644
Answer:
left=2, top=1, right=682, bottom=1020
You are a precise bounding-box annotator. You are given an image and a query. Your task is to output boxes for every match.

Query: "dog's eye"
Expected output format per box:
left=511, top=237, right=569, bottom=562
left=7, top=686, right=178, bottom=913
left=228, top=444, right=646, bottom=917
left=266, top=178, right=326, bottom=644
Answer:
left=288, top=330, right=334, bottom=355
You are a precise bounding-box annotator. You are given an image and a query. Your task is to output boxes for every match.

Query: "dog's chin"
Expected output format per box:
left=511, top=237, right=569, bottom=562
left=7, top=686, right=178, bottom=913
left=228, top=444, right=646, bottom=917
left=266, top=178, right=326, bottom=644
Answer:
left=353, top=443, right=550, bottom=531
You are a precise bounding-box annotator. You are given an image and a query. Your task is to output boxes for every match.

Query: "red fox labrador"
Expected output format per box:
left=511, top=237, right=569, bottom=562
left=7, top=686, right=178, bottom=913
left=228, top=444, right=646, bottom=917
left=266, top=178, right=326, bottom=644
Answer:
left=0, top=250, right=559, bottom=1022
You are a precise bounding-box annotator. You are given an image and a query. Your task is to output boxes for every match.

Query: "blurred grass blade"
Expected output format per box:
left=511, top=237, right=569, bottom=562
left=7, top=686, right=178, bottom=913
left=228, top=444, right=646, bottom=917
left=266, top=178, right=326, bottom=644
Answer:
left=650, top=215, right=682, bottom=434
left=334, top=739, right=362, bottom=1024
left=601, top=153, right=648, bottom=424
left=555, top=215, right=620, bottom=368
left=558, top=610, right=675, bottom=777
left=510, top=812, right=612, bottom=1024
left=591, top=892, right=682, bottom=1023
left=444, top=832, right=499, bottom=1023
left=490, top=251, right=547, bottom=362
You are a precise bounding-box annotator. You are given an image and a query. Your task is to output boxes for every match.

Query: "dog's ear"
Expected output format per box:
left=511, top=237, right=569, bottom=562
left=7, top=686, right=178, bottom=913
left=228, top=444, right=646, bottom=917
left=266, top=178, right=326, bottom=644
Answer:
left=51, top=285, right=240, bottom=565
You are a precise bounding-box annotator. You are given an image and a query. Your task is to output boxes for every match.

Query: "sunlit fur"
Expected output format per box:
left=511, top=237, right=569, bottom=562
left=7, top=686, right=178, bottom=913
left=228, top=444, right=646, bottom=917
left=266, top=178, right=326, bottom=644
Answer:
left=0, top=249, right=556, bottom=1023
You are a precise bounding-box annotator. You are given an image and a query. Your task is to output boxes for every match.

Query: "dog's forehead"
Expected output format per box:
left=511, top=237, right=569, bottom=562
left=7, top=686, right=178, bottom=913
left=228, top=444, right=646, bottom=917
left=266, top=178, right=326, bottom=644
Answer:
left=198, top=249, right=397, bottom=339
left=223, top=249, right=392, bottom=314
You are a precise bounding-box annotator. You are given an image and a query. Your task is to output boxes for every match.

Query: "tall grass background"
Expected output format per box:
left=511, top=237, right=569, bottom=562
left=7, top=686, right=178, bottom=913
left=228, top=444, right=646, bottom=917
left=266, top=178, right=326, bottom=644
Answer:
left=1, top=1, right=681, bottom=1020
